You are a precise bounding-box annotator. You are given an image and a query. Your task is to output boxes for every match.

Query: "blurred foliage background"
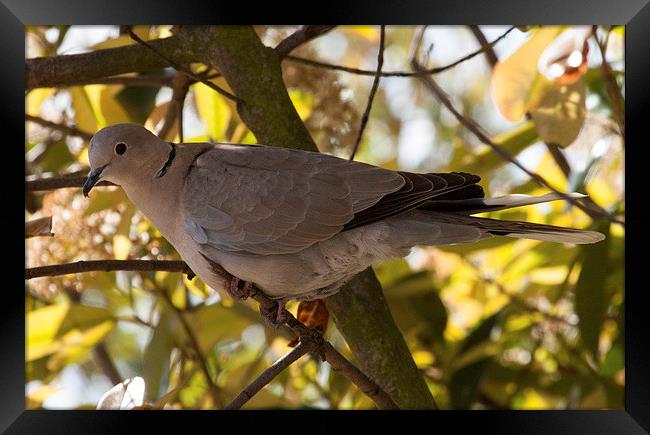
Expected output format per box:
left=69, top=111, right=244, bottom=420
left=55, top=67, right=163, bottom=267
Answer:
left=25, top=25, right=624, bottom=410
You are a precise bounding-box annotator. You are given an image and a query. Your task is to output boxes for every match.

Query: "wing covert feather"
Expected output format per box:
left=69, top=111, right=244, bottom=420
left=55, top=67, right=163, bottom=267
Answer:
left=182, top=144, right=404, bottom=254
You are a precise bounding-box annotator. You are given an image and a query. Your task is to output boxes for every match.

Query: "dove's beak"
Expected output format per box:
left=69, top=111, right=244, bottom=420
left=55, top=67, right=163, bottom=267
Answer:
left=83, top=164, right=108, bottom=197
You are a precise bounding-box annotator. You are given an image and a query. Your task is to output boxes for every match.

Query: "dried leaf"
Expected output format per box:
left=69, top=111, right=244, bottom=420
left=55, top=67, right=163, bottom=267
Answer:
left=492, top=27, right=565, bottom=121
left=529, top=78, right=587, bottom=147
left=288, top=300, right=329, bottom=347
left=538, top=27, right=592, bottom=84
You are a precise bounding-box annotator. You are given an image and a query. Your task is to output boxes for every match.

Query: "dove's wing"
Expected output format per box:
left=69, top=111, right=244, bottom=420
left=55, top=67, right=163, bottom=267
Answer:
left=181, top=144, right=406, bottom=255
left=182, top=144, right=486, bottom=255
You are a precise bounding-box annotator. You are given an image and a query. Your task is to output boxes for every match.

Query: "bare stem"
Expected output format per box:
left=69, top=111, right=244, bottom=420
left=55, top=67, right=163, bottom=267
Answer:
left=349, top=25, right=385, bottom=160
left=285, top=26, right=515, bottom=78
left=224, top=340, right=315, bottom=410
left=411, top=58, right=623, bottom=226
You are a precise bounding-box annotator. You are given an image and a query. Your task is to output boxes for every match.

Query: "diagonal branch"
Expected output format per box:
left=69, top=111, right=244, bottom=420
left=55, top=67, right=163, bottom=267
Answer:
left=468, top=25, right=499, bottom=68
left=26, top=114, right=94, bottom=141
left=349, top=25, right=385, bottom=161
left=127, top=28, right=242, bottom=104
left=224, top=339, right=316, bottom=410
left=275, top=26, right=337, bottom=57
left=411, top=58, right=624, bottom=227
left=26, top=34, right=197, bottom=90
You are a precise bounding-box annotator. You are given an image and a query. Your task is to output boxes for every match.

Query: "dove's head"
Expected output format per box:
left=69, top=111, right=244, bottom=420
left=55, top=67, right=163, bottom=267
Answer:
left=83, top=124, right=171, bottom=197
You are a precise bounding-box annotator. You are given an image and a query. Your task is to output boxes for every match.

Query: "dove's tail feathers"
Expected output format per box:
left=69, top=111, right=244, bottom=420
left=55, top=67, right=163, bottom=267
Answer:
left=422, top=211, right=605, bottom=245
left=422, top=192, right=588, bottom=215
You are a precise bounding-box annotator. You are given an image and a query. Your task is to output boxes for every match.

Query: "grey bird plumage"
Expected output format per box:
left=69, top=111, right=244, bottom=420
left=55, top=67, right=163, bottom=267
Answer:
left=84, top=124, right=604, bottom=304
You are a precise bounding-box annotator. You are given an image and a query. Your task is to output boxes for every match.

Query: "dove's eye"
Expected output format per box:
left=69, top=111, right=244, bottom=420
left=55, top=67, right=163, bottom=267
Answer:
left=115, top=142, right=127, bottom=155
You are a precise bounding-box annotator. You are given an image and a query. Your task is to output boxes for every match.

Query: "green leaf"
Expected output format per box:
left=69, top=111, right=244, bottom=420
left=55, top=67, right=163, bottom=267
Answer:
left=183, top=303, right=251, bottom=353
left=575, top=221, right=611, bottom=357
left=70, top=87, right=98, bottom=134
left=448, top=310, right=502, bottom=409
left=143, top=306, right=176, bottom=401
left=38, top=140, right=75, bottom=173
left=115, top=79, right=160, bottom=125
left=83, top=188, right=128, bottom=216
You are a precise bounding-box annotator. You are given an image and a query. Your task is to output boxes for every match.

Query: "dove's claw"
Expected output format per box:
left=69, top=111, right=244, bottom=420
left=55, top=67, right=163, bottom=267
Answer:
left=227, top=277, right=255, bottom=300
left=260, top=301, right=287, bottom=329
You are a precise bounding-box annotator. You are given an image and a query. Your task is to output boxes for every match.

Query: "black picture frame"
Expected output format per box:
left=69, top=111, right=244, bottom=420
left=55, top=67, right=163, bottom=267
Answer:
left=6, top=0, right=649, bottom=433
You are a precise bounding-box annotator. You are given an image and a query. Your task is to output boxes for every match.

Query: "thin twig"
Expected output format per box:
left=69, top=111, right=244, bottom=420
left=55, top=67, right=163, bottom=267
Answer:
left=285, top=26, right=516, bottom=78
left=468, top=26, right=499, bottom=68
left=595, top=29, right=625, bottom=139
left=26, top=114, right=94, bottom=141
left=25, top=259, right=194, bottom=280
left=224, top=339, right=315, bottom=410
left=349, top=26, right=385, bottom=161
left=155, top=282, right=225, bottom=408
left=275, top=26, right=337, bottom=57
left=92, top=343, right=123, bottom=386
left=25, top=257, right=397, bottom=409
left=411, top=58, right=624, bottom=226
left=127, top=28, right=242, bottom=104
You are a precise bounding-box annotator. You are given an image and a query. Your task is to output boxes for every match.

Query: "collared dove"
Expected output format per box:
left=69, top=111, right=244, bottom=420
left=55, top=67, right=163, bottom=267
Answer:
left=83, top=124, right=604, bottom=324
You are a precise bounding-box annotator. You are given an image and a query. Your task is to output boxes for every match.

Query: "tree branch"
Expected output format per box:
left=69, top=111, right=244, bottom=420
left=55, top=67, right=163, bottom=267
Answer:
left=127, top=28, right=241, bottom=104
left=411, top=58, right=624, bottom=226
left=25, top=259, right=194, bottom=280
left=26, top=174, right=115, bottom=192
left=224, top=339, right=315, bottom=410
left=468, top=26, right=499, bottom=68
left=275, top=26, right=337, bottom=57
left=26, top=114, right=94, bottom=141
left=26, top=35, right=197, bottom=90
left=349, top=26, right=385, bottom=161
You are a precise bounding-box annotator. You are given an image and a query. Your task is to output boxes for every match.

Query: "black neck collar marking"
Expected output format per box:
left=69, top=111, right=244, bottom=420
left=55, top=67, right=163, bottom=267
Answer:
left=156, top=142, right=176, bottom=178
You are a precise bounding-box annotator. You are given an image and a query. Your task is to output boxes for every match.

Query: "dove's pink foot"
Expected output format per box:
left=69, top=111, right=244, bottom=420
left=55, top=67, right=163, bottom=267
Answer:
left=227, top=276, right=255, bottom=300
left=260, top=301, right=287, bottom=329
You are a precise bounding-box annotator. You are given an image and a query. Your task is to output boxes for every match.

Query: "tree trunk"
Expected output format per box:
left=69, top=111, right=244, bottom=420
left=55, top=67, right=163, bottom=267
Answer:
left=178, top=25, right=436, bottom=408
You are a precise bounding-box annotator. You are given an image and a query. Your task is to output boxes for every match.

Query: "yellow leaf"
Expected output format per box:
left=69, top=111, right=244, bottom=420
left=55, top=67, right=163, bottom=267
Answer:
left=113, top=234, right=132, bottom=260
left=412, top=350, right=435, bottom=368
left=530, top=78, right=586, bottom=147
left=492, top=27, right=565, bottom=121
left=77, top=146, right=90, bottom=165
left=70, top=87, right=98, bottom=134
left=27, top=303, right=114, bottom=361
left=586, top=178, right=618, bottom=207
left=194, top=82, right=232, bottom=141
left=288, top=89, right=314, bottom=121
left=529, top=265, right=569, bottom=285
left=341, top=26, right=379, bottom=42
